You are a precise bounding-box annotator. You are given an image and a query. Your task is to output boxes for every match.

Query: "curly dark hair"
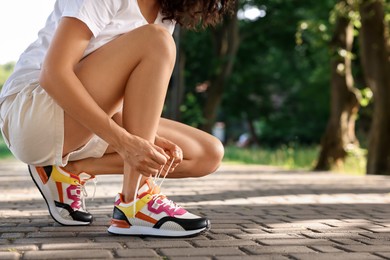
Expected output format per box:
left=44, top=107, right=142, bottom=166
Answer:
left=158, top=0, right=235, bottom=29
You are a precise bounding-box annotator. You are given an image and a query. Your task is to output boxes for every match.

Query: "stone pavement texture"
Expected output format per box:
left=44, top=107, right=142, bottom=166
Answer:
left=1, top=159, right=390, bottom=260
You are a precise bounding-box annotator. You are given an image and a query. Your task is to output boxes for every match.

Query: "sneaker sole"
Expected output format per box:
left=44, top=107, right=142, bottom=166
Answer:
left=107, top=225, right=209, bottom=237
left=28, top=166, right=91, bottom=226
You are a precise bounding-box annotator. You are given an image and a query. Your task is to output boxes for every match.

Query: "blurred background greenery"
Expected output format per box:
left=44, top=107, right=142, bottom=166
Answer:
left=1, top=0, right=389, bottom=175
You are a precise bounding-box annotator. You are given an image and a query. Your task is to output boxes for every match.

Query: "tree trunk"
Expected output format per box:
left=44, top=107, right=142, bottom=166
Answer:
left=359, top=0, right=390, bottom=175
left=201, top=1, right=240, bottom=133
left=315, top=3, right=361, bottom=171
left=166, top=26, right=186, bottom=121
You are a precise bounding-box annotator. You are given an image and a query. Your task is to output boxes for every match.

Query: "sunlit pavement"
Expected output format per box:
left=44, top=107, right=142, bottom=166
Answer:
left=1, top=159, right=390, bottom=260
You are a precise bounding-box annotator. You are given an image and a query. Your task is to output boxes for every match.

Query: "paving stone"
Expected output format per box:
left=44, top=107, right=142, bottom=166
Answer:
left=94, top=236, right=143, bottom=243
left=0, top=240, right=9, bottom=245
left=205, top=233, right=236, bottom=240
left=0, top=227, right=38, bottom=233
left=125, top=240, right=192, bottom=249
left=337, top=245, right=390, bottom=253
left=241, top=245, right=316, bottom=255
left=0, top=252, right=20, bottom=260
left=309, top=245, right=344, bottom=253
left=144, top=235, right=209, bottom=241
left=41, top=242, right=123, bottom=250
left=210, top=229, right=245, bottom=234
left=169, top=257, right=211, bottom=260
left=159, top=247, right=245, bottom=257
left=290, top=252, right=383, bottom=260
left=235, top=233, right=303, bottom=240
left=354, top=238, right=390, bottom=245
left=192, top=239, right=257, bottom=247
left=26, top=232, right=76, bottom=238
left=0, top=244, right=38, bottom=251
left=242, top=228, right=270, bottom=234
left=12, top=238, right=92, bottom=244
left=301, top=231, right=371, bottom=239
left=376, top=252, right=390, bottom=259
left=211, top=224, right=243, bottom=229
left=115, top=248, right=159, bottom=258
left=329, top=238, right=368, bottom=245
left=266, top=223, right=332, bottom=229
left=23, top=249, right=113, bottom=259
left=1, top=233, right=24, bottom=239
left=216, top=256, right=290, bottom=260
left=39, top=226, right=106, bottom=232
left=362, top=233, right=390, bottom=239
left=262, top=227, right=310, bottom=233
left=257, top=238, right=334, bottom=246
left=114, top=256, right=160, bottom=260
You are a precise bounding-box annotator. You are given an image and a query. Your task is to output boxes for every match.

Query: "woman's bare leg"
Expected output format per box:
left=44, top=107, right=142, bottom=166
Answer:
left=61, top=25, right=176, bottom=202
left=64, top=118, right=225, bottom=178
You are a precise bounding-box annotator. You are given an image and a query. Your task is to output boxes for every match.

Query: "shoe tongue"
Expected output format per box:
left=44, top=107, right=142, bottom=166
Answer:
left=78, top=172, right=95, bottom=185
left=137, top=178, right=160, bottom=196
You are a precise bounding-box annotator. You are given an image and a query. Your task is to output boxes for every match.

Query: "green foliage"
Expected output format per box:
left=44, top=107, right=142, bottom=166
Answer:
left=0, top=63, right=15, bottom=159
left=0, top=134, right=12, bottom=159
left=182, top=0, right=338, bottom=145
left=0, top=62, right=15, bottom=90
left=224, top=0, right=335, bottom=145
left=179, top=92, right=205, bottom=127
left=359, top=88, right=373, bottom=107
left=224, top=144, right=319, bottom=169
left=223, top=144, right=366, bottom=174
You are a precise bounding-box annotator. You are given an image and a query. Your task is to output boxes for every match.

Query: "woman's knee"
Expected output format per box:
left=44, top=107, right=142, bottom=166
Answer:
left=132, top=24, right=176, bottom=64
left=197, top=136, right=225, bottom=177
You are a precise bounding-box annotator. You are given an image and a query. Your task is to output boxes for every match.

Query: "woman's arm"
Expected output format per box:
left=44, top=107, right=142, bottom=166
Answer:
left=40, top=17, right=167, bottom=174
left=40, top=17, right=124, bottom=148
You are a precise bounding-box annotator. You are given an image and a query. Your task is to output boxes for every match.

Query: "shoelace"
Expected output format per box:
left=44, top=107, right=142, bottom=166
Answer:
left=77, top=175, right=98, bottom=211
left=132, top=159, right=175, bottom=217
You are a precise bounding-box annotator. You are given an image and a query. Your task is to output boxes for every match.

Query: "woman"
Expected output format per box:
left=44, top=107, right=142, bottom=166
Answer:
left=0, top=0, right=233, bottom=237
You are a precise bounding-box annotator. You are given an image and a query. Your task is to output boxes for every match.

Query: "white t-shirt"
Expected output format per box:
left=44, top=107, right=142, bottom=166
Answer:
left=0, top=0, right=176, bottom=104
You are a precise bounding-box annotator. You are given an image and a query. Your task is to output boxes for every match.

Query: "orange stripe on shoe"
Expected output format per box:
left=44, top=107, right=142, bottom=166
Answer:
left=136, top=211, right=158, bottom=224
left=56, top=182, right=63, bottom=202
left=111, top=219, right=131, bottom=228
left=36, top=167, right=49, bottom=184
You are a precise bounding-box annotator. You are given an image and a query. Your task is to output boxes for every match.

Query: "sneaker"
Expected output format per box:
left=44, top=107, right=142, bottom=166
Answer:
left=108, top=178, right=210, bottom=237
left=28, top=165, right=94, bottom=226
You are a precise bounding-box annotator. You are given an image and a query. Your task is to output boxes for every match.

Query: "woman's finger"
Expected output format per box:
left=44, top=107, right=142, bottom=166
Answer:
left=150, top=147, right=168, bottom=165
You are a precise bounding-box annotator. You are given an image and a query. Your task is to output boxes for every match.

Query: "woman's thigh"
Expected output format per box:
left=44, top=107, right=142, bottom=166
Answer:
left=62, top=24, right=175, bottom=155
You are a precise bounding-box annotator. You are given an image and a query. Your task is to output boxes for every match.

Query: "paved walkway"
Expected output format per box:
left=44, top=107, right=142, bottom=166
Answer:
left=1, top=159, right=390, bottom=260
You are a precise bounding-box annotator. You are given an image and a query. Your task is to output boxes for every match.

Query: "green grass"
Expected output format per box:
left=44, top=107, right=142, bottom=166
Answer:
left=0, top=134, right=13, bottom=159
left=223, top=145, right=366, bottom=175
left=223, top=145, right=319, bottom=169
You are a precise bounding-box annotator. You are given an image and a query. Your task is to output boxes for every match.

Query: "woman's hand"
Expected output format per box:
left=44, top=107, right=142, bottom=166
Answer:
left=114, top=131, right=170, bottom=177
left=155, top=135, right=183, bottom=174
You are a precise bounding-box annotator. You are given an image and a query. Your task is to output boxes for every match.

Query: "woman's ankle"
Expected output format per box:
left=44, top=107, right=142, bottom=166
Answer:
left=122, top=175, right=148, bottom=203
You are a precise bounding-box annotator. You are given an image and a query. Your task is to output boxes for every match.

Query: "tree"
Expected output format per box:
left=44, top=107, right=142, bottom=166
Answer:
left=315, top=0, right=361, bottom=170
left=201, top=0, right=240, bottom=133
left=359, top=0, right=390, bottom=175
left=224, top=0, right=335, bottom=145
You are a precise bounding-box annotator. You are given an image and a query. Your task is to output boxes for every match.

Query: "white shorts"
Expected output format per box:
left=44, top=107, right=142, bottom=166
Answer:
left=0, top=82, right=108, bottom=166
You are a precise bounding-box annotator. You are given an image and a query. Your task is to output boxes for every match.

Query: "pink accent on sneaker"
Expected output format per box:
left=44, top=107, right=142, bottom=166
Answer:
left=67, top=185, right=81, bottom=210
left=147, top=198, right=187, bottom=216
